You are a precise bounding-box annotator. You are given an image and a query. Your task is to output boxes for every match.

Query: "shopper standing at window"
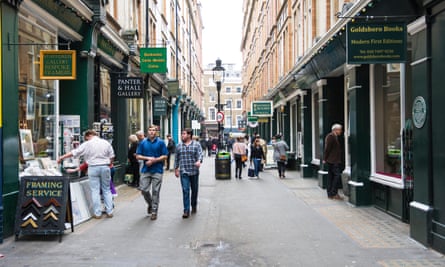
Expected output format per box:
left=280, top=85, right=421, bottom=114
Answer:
left=58, top=130, right=115, bottom=219
left=323, top=123, right=344, bottom=200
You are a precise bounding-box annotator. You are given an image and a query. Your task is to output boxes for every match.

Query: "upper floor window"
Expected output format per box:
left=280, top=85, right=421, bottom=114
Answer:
left=236, top=100, right=242, bottom=109
left=225, top=87, right=231, bottom=93
left=236, top=87, right=242, bottom=93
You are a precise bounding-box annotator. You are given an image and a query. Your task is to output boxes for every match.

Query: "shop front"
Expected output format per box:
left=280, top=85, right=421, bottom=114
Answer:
left=1, top=0, right=94, bottom=240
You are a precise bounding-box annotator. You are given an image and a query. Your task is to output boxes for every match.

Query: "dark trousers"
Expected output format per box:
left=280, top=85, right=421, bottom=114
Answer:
left=326, top=163, right=342, bottom=197
left=180, top=173, right=199, bottom=212
left=277, top=160, right=286, bottom=177
left=234, top=154, right=243, bottom=178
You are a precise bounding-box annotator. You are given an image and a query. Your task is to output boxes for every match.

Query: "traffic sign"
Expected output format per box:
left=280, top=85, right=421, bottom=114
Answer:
left=217, top=111, right=224, bottom=122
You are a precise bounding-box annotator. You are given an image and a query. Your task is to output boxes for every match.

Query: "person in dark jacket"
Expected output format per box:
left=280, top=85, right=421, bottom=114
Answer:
left=323, top=123, right=343, bottom=200
left=166, top=134, right=176, bottom=171
left=250, top=138, right=265, bottom=179
left=127, top=134, right=140, bottom=187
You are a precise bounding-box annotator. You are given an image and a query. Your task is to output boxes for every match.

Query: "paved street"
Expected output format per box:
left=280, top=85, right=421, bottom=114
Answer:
left=1, top=156, right=444, bottom=267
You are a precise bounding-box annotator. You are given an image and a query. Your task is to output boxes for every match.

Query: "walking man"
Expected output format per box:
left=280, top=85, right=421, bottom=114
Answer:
left=58, top=130, right=115, bottom=219
left=323, top=123, right=344, bottom=200
left=174, top=128, right=203, bottom=219
left=136, top=125, right=168, bottom=220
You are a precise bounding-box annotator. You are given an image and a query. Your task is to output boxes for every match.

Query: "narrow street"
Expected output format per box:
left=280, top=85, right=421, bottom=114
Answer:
left=1, top=156, right=444, bottom=267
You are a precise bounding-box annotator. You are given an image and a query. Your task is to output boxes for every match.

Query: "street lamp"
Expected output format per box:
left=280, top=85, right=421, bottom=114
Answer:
left=212, top=58, right=225, bottom=150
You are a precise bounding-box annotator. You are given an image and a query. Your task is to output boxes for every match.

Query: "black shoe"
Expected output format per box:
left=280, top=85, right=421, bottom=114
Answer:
left=147, top=205, right=152, bottom=215
left=150, top=213, right=157, bottom=220
left=182, top=212, right=190, bottom=218
left=191, top=206, right=197, bottom=214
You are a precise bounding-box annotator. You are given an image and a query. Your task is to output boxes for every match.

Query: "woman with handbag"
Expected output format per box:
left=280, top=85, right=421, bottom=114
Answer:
left=232, top=136, right=247, bottom=179
left=250, top=138, right=265, bottom=179
left=272, top=134, right=289, bottom=179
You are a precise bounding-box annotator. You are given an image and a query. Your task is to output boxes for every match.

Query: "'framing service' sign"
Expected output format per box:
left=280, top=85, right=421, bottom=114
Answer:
left=347, top=21, right=406, bottom=64
left=15, top=176, right=73, bottom=242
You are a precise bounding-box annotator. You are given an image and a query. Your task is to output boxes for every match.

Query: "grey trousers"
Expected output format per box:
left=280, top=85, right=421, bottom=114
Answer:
left=139, top=172, right=163, bottom=213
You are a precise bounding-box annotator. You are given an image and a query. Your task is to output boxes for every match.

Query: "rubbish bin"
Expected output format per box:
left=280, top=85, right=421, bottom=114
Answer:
left=215, top=152, right=231, bottom=179
left=286, top=152, right=297, bottom=170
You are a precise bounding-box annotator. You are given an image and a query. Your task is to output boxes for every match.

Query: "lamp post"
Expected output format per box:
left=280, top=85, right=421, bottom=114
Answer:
left=212, top=59, right=225, bottom=150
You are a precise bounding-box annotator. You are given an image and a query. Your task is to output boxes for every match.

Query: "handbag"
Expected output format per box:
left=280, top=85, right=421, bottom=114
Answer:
left=248, top=163, right=255, bottom=177
left=280, top=154, right=287, bottom=161
left=241, top=154, right=248, bottom=162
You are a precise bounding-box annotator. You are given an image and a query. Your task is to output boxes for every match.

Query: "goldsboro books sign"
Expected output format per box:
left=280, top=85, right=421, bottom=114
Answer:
left=347, top=21, right=406, bottom=64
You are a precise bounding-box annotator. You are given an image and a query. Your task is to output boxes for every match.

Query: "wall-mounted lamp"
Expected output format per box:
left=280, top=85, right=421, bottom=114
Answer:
left=79, top=49, right=96, bottom=58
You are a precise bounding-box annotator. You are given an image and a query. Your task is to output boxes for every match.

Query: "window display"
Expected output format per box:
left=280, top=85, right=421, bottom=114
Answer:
left=18, top=14, right=59, bottom=176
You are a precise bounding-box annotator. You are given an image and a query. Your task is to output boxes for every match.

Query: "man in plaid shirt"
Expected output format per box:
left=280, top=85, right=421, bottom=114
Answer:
left=174, top=128, right=203, bottom=218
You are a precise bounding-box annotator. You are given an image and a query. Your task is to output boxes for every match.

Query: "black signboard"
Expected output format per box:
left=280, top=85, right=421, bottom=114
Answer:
left=347, top=21, right=407, bottom=64
left=113, top=77, right=144, bottom=98
left=15, top=176, right=73, bottom=242
left=153, top=96, right=167, bottom=117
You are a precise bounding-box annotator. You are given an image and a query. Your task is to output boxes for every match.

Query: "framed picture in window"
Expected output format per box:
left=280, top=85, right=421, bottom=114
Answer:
left=26, top=86, right=36, bottom=120
left=20, top=129, right=35, bottom=160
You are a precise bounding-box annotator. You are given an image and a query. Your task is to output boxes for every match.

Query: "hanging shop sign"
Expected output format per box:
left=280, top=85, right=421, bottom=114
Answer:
left=153, top=96, right=167, bottom=117
left=40, top=50, right=76, bottom=80
left=14, top=176, right=73, bottom=241
left=167, top=79, right=181, bottom=96
left=251, top=101, right=273, bottom=117
left=113, top=77, right=144, bottom=98
left=346, top=21, right=406, bottom=64
left=140, top=47, right=167, bottom=73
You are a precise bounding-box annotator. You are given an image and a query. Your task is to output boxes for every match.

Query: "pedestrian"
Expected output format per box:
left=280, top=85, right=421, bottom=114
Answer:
left=232, top=136, right=247, bottom=179
left=135, top=130, right=146, bottom=172
left=272, top=134, right=289, bottom=178
left=250, top=138, right=265, bottom=179
left=166, top=134, right=176, bottom=171
left=174, top=128, right=203, bottom=219
left=127, top=134, right=140, bottom=187
left=136, top=125, right=168, bottom=220
left=57, top=130, right=115, bottom=219
left=323, top=123, right=344, bottom=200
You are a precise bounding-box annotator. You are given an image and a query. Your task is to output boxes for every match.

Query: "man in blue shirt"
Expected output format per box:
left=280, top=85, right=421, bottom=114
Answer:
left=174, top=128, right=203, bottom=218
left=136, top=125, right=168, bottom=220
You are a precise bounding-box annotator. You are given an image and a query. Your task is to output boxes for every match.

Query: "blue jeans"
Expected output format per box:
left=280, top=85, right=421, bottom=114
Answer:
left=253, top=158, right=262, bottom=177
left=180, top=173, right=199, bottom=212
left=88, top=165, right=113, bottom=216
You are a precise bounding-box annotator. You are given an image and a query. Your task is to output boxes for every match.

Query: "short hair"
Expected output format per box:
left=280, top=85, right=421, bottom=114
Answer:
left=84, top=129, right=97, bottom=138
left=182, top=128, right=193, bottom=137
left=332, top=123, right=342, bottom=130
left=166, top=134, right=171, bottom=137
left=135, top=130, right=144, bottom=136
left=128, top=134, right=138, bottom=143
left=148, top=124, right=158, bottom=131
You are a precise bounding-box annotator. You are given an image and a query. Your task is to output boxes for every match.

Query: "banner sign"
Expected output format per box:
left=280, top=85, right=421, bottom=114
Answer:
left=40, top=50, right=76, bottom=80
left=15, top=176, right=73, bottom=241
left=113, top=77, right=144, bottom=98
left=153, top=96, right=167, bottom=117
left=251, top=101, right=273, bottom=117
left=347, top=21, right=406, bottom=64
left=140, top=47, right=167, bottom=73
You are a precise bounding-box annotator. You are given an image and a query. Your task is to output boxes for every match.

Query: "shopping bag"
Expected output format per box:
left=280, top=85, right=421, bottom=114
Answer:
left=248, top=163, right=255, bottom=177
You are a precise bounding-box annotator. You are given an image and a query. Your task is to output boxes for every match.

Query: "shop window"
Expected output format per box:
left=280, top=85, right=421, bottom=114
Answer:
left=18, top=16, right=57, bottom=162
left=373, top=64, right=402, bottom=180
left=312, top=91, right=321, bottom=163
left=99, top=66, right=112, bottom=121
left=128, top=99, right=143, bottom=134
